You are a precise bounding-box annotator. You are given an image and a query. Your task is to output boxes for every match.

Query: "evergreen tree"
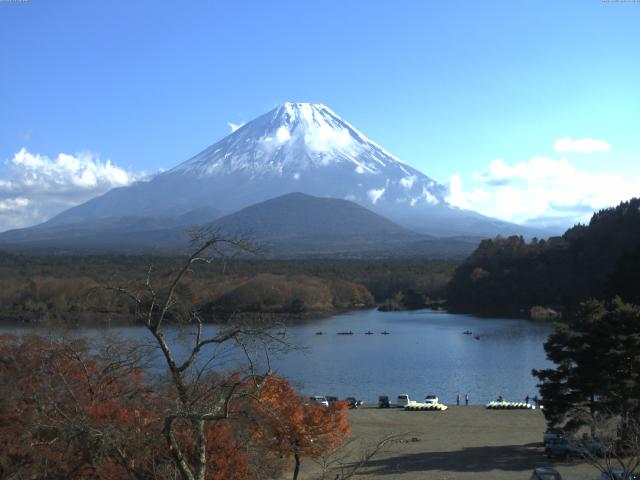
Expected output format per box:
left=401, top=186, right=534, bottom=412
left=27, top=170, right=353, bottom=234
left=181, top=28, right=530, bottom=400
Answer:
left=534, top=299, right=640, bottom=434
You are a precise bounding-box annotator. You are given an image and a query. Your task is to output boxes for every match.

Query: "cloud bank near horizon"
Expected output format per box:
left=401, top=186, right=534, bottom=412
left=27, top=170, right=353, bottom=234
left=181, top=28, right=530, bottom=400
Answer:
left=447, top=138, right=638, bottom=230
left=1, top=137, right=635, bottom=235
left=0, top=148, right=143, bottom=231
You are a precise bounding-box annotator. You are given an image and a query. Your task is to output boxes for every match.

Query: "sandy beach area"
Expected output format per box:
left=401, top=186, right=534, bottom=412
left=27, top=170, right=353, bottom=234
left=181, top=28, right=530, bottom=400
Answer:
left=297, top=405, right=598, bottom=480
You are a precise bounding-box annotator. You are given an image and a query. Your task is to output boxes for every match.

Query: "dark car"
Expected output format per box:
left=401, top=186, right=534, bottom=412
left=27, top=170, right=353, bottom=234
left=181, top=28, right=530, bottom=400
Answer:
left=345, top=397, right=359, bottom=409
left=544, top=437, right=580, bottom=460
left=378, top=395, right=390, bottom=408
left=530, top=467, right=563, bottom=480
left=543, top=428, right=563, bottom=445
left=598, top=468, right=639, bottom=480
left=326, top=396, right=339, bottom=404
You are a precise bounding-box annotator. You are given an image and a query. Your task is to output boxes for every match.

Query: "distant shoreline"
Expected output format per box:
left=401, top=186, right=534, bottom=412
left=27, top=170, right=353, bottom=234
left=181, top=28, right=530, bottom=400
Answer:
left=0, top=303, right=561, bottom=330
left=0, top=307, right=359, bottom=328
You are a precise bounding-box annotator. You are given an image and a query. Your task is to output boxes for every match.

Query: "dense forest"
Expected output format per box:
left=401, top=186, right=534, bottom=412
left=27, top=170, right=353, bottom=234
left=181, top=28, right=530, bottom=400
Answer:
left=447, top=198, right=640, bottom=315
left=0, top=253, right=455, bottom=324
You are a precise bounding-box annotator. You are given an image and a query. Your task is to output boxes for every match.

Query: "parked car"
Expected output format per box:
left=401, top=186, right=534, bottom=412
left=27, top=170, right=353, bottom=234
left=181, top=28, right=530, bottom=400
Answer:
left=397, top=394, right=411, bottom=408
left=326, top=396, right=339, bottom=404
left=543, top=429, right=563, bottom=445
left=378, top=395, right=390, bottom=408
left=581, top=436, right=605, bottom=457
left=597, top=468, right=639, bottom=480
left=345, top=397, right=361, bottom=409
left=424, top=395, right=439, bottom=405
left=309, top=395, right=329, bottom=407
left=544, top=437, right=580, bottom=460
left=529, top=467, right=563, bottom=480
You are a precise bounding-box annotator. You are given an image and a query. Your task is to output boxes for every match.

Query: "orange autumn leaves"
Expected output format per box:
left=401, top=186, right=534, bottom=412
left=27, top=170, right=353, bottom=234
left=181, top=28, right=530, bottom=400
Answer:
left=0, top=335, right=350, bottom=479
left=252, top=376, right=351, bottom=457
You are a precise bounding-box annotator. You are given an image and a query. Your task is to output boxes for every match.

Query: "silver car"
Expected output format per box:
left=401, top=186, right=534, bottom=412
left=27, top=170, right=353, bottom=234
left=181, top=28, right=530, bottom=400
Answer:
left=309, top=395, right=329, bottom=407
left=530, top=467, right=562, bottom=480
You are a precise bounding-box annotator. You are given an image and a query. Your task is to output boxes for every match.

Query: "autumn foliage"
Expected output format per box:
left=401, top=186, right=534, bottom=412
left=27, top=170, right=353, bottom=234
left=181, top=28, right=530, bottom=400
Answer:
left=0, top=335, right=350, bottom=480
left=245, top=377, right=351, bottom=479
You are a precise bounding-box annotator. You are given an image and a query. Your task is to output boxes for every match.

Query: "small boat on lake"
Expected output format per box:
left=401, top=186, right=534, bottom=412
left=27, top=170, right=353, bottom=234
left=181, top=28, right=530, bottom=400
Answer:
left=337, top=331, right=354, bottom=335
left=365, top=331, right=374, bottom=335
left=315, top=331, right=323, bottom=335
left=463, top=330, right=472, bottom=335
left=380, top=331, right=390, bottom=335
left=474, top=335, right=481, bottom=340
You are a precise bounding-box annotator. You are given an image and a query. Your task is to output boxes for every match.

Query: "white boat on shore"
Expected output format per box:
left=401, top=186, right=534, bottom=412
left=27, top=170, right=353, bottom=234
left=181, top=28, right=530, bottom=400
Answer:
left=405, top=401, right=448, bottom=411
left=485, top=400, right=535, bottom=410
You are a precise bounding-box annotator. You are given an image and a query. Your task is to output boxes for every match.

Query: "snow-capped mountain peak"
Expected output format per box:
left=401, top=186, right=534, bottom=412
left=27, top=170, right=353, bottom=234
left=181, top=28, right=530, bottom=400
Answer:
left=45, top=102, right=487, bottom=234
left=170, top=102, right=409, bottom=176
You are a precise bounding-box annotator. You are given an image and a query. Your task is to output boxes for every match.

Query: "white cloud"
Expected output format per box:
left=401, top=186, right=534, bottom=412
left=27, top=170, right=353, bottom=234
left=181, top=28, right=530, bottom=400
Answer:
left=0, top=148, right=143, bottom=231
left=400, top=175, right=416, bottom=189
left=409, top=186, right=439, bottom=207
left=227, top=122, right=244, bottom=133
left=0, top=197, right=30, bottom=211
left=304, top=125, right=353, bottom=153
left=447, top=154, right=640, bottom=229
left=554, top=137, right=611, bottom=153
left=276, top=126, right=291, bottom=143
left=367, top=187, right=385, bottom=205
left=422, top=187, right=439, bottom=205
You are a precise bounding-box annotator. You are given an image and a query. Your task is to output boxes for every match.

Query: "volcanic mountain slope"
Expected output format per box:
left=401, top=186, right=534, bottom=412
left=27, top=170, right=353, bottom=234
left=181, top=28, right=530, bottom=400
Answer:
left=0, top=193, right=480, bottom=258
left=42, top=102, right=549, bottom=238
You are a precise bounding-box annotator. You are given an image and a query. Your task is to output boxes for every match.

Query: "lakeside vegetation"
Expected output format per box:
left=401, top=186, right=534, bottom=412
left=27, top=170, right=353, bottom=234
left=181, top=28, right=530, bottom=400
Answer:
left=0, top=252, right=456, bottom=324
left=447, top=198, right=640, bottom=317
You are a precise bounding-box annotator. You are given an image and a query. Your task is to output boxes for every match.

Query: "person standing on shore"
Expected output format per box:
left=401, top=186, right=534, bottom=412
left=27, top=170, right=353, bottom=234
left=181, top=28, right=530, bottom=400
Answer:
left=465, top=394, right=469, bottom=405
left=456, top=394, right=460, bottom=406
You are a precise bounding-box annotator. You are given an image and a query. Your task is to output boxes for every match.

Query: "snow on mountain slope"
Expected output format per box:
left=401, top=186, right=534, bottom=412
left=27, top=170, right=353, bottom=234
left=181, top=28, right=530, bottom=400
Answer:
left=165, top=102, right=446, bottom=208
left=43, top=102, right=547, bottom=238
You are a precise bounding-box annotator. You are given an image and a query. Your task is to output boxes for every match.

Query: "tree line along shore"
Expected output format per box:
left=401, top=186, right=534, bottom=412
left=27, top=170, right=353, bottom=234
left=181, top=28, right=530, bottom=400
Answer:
left=0, top=253, right=455, bottom=324
left=2, top=198, right=640, bottom=326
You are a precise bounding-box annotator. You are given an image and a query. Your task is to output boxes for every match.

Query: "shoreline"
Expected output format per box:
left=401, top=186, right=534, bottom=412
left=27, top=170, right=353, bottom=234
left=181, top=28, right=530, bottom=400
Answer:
left=0, top=304, right=559, bottom=328
left=0, top=307, right=364, bottom=328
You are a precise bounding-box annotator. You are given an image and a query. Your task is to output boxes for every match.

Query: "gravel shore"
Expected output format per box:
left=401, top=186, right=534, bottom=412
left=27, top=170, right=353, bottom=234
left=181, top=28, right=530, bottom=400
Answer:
left=298, top=405, right=597, bottom=480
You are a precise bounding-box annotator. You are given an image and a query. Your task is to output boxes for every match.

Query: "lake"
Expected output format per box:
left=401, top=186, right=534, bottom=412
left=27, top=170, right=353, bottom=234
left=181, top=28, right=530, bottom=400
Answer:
left=0, top=308, right=554, bottom=405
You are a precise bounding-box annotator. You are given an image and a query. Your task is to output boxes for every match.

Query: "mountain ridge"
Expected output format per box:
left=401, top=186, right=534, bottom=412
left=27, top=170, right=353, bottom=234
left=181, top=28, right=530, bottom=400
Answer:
left=3, top=102, right=555, bottom=253
left=41, top=102, right=548, bottom=238
left=0, top=193, right=480, bottom=258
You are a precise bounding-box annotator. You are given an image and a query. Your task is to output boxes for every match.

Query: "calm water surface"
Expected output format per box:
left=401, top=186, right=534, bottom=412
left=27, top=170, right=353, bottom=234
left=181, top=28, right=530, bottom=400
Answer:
left=1, top=309, right=553, bottom=405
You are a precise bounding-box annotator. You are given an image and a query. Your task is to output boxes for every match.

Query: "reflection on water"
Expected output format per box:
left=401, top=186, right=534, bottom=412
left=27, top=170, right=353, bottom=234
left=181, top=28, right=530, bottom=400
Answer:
left=0, top=309, right=553, bottom=404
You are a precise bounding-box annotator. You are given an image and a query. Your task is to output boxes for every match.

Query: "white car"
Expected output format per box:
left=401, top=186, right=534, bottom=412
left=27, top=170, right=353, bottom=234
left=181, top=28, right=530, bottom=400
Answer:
left=309, top=395, right=329, bottom=407
left=424, top=395, right=439, bottom=405
left=397, top=394, right=411, bottom=407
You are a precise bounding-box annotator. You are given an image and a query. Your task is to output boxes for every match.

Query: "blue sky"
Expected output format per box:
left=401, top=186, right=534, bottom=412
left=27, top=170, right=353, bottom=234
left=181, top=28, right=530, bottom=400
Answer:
left=1, top=0, right=639, bottom=230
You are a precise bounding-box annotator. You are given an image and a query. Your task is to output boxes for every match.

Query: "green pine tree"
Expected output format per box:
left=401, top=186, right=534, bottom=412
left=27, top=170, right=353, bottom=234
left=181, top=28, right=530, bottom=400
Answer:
left=534, top=298, right=640, bottom=437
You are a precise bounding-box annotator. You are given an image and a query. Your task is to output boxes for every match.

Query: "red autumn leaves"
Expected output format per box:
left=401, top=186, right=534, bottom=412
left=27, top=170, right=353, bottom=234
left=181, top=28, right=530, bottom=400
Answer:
left=0, top=334, right=350, bottom=479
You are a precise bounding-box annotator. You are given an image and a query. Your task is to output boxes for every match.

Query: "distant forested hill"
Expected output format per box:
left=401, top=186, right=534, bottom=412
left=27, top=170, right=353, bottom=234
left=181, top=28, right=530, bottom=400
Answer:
left=447, top=198, right=640, bottom=314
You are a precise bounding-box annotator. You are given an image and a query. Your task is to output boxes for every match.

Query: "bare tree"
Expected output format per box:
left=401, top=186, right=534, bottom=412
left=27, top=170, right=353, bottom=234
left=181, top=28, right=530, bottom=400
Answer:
left=568, top=413, right=640, bottom=480
left=109, top=229, right=285, bottom=480
left=312, top=433, right=410, bottom=480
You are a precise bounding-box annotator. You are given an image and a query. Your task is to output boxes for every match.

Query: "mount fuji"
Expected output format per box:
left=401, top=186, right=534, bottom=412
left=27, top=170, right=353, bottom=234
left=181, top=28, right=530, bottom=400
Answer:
left=0, top=102, right=550, bottom=255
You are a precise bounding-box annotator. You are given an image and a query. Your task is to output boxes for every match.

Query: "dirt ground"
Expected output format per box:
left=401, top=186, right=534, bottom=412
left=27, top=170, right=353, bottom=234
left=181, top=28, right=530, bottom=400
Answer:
left=297, top=405, right=598, bottom=480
